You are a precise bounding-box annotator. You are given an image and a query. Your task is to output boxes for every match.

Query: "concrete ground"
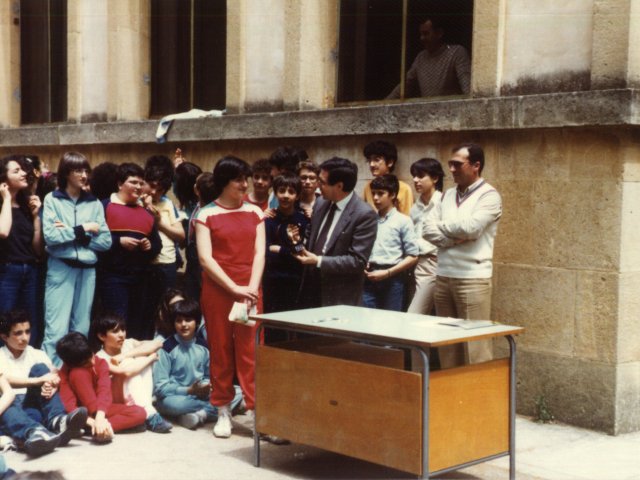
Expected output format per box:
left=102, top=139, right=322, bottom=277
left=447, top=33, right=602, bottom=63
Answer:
left=3, top=414, right=639, bottom=479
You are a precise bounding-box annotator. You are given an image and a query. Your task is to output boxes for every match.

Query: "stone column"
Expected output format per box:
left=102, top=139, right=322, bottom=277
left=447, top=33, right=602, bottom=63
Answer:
left=283, top=0, right=338, bottom=110
left=107, top=0, right=150, bottom=120
left=227, top=0, right=338, bottom=113
left=616, top=133, right=640, bottom=432
left=591, top=0, right=632, bottom=89
left=67, top=0, right=109, bottom=122
left=0, top=0, right=20, bottom=127
left=227, top=0, right=286, bottom=113
left=471, top=0, right=506, bottom=97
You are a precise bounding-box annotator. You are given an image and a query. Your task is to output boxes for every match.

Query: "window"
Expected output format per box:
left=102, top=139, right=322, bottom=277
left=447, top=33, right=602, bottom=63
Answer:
left=20, top=0, right=67, bottom=124
left=337, top=0, right=473, bottom=103
left=150, top=0, right=226, bottom=116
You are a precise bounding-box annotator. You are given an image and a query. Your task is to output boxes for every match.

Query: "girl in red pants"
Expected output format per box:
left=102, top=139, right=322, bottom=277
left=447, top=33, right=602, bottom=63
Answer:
left=195, top=156, right=265, bottom=439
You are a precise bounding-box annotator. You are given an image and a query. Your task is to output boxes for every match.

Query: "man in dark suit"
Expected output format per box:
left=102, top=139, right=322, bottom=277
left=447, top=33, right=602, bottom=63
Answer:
left=295, top=157, right=377, bottom=307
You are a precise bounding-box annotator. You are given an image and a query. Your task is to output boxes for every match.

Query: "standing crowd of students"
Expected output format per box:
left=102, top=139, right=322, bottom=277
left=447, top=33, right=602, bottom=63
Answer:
left=0, top=140, right=447, bottom=459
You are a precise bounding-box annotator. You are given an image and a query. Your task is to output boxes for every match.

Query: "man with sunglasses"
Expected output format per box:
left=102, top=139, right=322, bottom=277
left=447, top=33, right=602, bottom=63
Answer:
left=423, top=143, right=502, bottom=368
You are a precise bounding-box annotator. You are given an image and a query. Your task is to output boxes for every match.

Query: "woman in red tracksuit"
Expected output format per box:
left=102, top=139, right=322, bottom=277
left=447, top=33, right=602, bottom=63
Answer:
left=195, top=156, right=265, bottom=439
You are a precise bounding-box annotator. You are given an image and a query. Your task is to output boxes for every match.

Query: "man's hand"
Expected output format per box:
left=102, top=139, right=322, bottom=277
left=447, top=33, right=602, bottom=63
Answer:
left=365, top=269, right=389, bottom=282
left=120, top=237, right=140, bottom=251
left=263, top=208, right=277, bottom=219
left=295, top=247, right=319, bottom=266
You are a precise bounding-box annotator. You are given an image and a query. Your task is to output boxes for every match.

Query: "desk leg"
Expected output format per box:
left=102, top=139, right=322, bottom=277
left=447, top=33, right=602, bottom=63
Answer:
left=416, top=347, right=430, bottom=479
left=507, top=335, right=517, bottom=480
left=254, top=323, right=264, bottom=468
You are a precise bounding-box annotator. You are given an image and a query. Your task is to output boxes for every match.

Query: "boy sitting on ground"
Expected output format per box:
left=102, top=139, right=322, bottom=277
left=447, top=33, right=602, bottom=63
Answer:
left=56, top=332, right=147, bottom=443
left=153, top=299, right=241, bottom=430
left=91, top=312, right=172, bottom=433
left=0, top=310, right=87, bottom=456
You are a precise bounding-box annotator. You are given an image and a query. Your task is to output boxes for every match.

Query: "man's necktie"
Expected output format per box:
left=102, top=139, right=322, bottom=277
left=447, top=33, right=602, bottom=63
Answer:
left=313, top=203, right=337, bottom=255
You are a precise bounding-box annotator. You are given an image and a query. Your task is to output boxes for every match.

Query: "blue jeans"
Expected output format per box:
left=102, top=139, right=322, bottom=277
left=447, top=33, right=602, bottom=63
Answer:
left=0, top=363, right=66, bottom=442
left=0, top=263, right=39, bottom=346
left=363, top=272, right=406, bottom=312
left=155, top=386, right=243, bottom=420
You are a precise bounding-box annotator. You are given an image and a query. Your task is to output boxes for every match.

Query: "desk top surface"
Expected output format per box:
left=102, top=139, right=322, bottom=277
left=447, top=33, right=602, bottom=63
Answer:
left=251, top=305, right=523, bottom=347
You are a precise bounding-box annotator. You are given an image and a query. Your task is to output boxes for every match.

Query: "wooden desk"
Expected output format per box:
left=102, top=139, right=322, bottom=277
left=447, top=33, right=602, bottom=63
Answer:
left=251, top=306, right=524, bottom=479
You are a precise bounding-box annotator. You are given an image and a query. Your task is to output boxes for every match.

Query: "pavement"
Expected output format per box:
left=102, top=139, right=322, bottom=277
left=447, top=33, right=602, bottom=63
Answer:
left=3, top=414, right=639, bottom=479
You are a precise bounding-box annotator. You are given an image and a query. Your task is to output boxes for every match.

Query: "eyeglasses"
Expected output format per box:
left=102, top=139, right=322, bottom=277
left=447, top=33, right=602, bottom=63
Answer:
left=447, top=160, right=470, bottom=169
left=299, top=175, right=317, bottom=182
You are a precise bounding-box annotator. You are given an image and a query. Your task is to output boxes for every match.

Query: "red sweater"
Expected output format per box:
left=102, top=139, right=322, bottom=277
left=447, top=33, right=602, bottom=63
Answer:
left=59, top=356, right=113, bottom=415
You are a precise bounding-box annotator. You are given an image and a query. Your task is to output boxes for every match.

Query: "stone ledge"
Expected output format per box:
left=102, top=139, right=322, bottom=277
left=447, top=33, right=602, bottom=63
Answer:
left=1, top=89, right=640, bottom=147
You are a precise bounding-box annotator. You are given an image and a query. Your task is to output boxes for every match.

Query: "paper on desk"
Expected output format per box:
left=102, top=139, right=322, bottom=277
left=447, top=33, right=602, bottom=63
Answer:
left=228, top=302, right=257, bottom=326
left=438, top=319, right=499, bottom=329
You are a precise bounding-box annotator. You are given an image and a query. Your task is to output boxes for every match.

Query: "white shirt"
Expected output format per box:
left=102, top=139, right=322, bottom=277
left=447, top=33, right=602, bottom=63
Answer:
left=316, top=192, right=354, bottom=267
left=0, top=346, right=54, bottom=395
left=410, top=190, right=442, bottom=256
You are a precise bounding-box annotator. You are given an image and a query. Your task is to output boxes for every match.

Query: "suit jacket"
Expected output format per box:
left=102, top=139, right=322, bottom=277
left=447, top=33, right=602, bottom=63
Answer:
left=300, top=194, right=377, bottom=307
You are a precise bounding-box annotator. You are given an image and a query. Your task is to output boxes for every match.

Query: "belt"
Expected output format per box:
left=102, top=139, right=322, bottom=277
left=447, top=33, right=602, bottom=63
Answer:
left=60, top=258, right=95, bottom=269
left=368, top=263, right=396, bottom=271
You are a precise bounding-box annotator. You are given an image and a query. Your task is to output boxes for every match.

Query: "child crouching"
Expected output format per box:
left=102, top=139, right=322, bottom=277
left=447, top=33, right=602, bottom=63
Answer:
left=56, top=332, right=146, bottom=443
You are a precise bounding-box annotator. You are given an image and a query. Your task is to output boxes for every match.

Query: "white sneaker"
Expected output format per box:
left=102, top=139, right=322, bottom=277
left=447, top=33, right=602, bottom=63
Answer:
left=245, top=409, right=255, bottom=431
left=213, top=406, right=232, bottom=438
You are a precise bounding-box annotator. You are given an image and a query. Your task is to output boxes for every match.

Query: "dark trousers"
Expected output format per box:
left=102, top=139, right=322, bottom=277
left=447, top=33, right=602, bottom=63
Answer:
left=0, top=263, right=39, bottom=346
left=100, top=269, right=151, bottom=340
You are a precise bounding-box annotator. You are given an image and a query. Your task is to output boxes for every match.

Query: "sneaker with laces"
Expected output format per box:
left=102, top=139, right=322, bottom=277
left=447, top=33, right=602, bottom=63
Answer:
left=56, top=407, right=88, bottom=446
left=213, top=406, right=232, bottom=438
left=177, top=413, right=201, bottom=430
left=146, top=413, right=172, bottom=433
left=23, top=427, right=61, bottom=457
left=245, top=409, right=255, bottom=430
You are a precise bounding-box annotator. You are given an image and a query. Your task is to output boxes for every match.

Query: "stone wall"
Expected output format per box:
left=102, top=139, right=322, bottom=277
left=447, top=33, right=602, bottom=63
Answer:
left=5, top=118, right=637, bottom=434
